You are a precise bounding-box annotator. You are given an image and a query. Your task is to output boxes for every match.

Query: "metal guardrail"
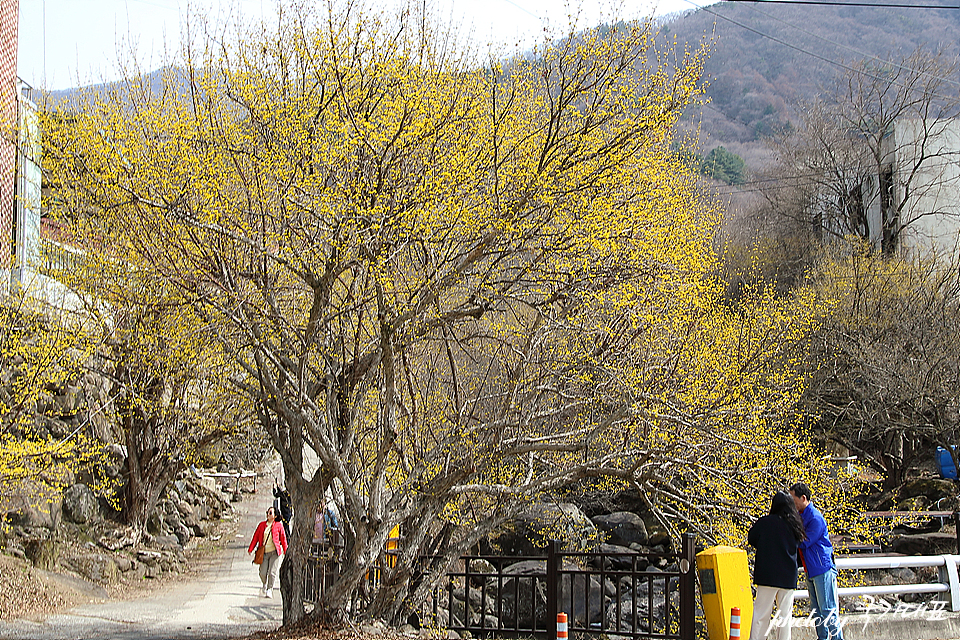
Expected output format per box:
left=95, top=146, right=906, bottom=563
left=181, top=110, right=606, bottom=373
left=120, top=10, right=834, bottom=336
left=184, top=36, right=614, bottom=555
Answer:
left=36, top=239, right=84, bottom=276
left=795, top=554, right=960, bottom=612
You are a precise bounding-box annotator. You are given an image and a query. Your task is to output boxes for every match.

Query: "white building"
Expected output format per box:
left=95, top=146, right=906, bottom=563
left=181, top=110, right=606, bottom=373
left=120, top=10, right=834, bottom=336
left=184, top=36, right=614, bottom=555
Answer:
left=886, top=118, right=960, bottom=256
left=849, top=118, right=960, bottom=257
left=6, top=79, right=42, bottom=292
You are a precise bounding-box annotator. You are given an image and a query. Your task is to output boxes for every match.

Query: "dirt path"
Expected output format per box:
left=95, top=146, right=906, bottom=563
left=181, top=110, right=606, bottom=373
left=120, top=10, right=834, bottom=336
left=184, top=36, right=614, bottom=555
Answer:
left=0, top=485, right=283, bottom=640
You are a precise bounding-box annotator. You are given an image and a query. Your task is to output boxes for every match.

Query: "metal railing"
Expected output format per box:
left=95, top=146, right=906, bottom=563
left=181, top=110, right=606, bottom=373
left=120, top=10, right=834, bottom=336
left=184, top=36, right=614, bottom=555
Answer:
left=303, top=534, right=698, bottom=640
left=421, top=535, right=697, bottom=640
left=795, top=554, right=960, bottom=612
left=36, top=239, right=84, bottom=277
left=303, top=531, right=345, bottom=605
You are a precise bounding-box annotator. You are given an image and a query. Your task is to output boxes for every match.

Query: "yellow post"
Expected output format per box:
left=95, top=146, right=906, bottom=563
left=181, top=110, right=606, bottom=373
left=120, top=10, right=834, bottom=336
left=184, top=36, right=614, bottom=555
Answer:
left=696, top=546, right=753, bottom=640
left=386, top=525, right=400, bottom=568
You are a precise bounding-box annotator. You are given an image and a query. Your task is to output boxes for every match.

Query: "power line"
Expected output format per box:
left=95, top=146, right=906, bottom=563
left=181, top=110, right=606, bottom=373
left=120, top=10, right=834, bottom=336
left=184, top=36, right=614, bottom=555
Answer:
left=724, top=0, right=959, bottom=8
left=735, top=1, right=960, bottom=88
left=500, top=0, right=543, bottom=20
left=681, top=0, right=960, bottom=103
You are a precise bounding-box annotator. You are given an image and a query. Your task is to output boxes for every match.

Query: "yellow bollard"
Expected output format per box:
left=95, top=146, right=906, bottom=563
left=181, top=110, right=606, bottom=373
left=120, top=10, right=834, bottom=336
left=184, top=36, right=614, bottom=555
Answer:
left=696, top=546, right=753, bottom=640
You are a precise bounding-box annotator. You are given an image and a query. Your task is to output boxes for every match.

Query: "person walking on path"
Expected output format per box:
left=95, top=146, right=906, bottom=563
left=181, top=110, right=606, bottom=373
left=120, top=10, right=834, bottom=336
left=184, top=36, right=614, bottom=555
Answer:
left=748, top=491, right=806, bottom=640
left=790, top=482, right=844, bottom=640
left=248, top=506, right=288, bottom=599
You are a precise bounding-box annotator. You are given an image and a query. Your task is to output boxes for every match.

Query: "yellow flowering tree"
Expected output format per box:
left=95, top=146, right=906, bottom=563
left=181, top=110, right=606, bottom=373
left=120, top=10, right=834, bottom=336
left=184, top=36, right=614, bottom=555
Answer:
left=0, top=293, right=100, bottom=514
left=41, top=1, right=858, bottom=625
left=34, top=223, right=250, bottom=539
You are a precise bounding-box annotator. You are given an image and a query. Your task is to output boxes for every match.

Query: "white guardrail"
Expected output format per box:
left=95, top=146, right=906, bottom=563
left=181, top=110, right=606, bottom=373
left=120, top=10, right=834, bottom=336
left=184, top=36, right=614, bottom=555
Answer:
left=794, top=555, right=960, bottom=612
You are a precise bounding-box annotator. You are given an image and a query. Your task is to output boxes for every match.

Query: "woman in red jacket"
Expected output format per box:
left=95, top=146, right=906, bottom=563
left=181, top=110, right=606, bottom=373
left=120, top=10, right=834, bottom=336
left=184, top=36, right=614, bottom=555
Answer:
left=248, top=506, right=288, bottom=598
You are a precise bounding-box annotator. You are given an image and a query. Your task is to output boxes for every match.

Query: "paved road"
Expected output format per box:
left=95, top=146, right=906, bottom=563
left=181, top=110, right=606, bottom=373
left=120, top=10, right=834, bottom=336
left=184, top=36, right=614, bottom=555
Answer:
left=0, top=487, right=283, bottom=640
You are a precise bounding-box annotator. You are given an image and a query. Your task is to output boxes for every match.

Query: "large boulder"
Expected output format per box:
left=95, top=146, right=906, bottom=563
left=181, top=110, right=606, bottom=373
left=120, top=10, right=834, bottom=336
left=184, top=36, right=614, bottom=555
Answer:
left=24, top=534, right=58, bottom=570
left=592, top=544, right=649, bottom=571
left=640, top=514, right=672, bottom=547
left=79, top=372, right=119, bottom=443
left=176, top=500, right=201, bottom=529
left=488, top=503, right=598, bottom=556
left=899, top=478, right=957, bottom=503
left=566, top=488, right=648, bottom=519
left=9, top=496, right=62, bottom=530
left=50, top=385, right=81, bottom=417
left=62, top=483, right=99, bottom=524
left=97, top=526, right=137, bottom=552
left=605, top=589, right=677, bottom=634
left=593, top=512, right=648, bottom=547
left=100, top=444, right=127, bottom=479
left=63, top=553, right=120, bottom=584
left=889, top=532, right=958, bottom=555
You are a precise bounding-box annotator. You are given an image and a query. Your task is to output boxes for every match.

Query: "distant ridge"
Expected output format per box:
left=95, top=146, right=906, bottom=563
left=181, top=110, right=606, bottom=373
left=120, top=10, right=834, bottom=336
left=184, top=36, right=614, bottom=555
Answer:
left=658, top=2, right=960, bottom=152
left=43, top=5, right=960, bottom=167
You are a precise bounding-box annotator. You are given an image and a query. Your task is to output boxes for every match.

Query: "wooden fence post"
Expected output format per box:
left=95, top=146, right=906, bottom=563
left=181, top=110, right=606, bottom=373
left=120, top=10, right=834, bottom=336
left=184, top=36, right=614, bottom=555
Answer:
left=953, top=511, right=960, bottom=556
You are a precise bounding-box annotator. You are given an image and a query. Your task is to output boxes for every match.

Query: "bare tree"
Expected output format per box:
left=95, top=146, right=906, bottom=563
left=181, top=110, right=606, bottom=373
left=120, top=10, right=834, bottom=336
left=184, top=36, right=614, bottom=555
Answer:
left=761, top=47, right=960, bottom=255
left=808, top=245, right=960, bottom=490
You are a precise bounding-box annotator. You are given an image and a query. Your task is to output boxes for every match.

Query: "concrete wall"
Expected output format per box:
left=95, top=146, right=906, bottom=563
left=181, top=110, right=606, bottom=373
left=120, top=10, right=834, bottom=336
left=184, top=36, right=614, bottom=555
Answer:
left=893, top=118, right=960, bottom=257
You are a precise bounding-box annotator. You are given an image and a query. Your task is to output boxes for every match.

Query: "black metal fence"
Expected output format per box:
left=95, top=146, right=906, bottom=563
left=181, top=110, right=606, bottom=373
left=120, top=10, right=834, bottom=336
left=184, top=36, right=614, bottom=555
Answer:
left=303, top=532, right=346, bottom=605
left=421, top=534, right=696, bottom=640
left=305, top=533, right=696, bottom=640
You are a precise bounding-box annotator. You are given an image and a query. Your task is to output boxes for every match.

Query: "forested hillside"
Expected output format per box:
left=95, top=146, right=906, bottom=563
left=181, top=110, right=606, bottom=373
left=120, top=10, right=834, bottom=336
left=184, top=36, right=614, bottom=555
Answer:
left=659, top=2, right=960, bottom=162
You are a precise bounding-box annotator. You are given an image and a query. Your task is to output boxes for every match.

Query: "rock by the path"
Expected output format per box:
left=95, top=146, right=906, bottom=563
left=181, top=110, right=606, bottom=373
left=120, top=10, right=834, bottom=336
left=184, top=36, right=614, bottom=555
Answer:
left=592, top=544, right=649, bottom=571
left=487, top=503, right=597, bottom=556
left=8, top=495, right=62, bottom=530
left=97, top=527, right=137, bottom=552
left=900, top=478, right=957, bottom=502
left=640, top=514, right=672, bottom=547
left=62, top=484, right=98, bottom=524
left=62, top=552, right=120, bottom=584
left=24, top=534, right=59, bottom=570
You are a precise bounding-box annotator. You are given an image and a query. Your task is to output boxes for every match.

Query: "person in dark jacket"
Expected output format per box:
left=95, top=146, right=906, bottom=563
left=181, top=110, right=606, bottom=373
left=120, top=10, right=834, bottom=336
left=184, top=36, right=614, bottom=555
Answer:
left=790, top=482, right=844, bottom=640
left=748, top=491, right=806, bottom=640
left=273, top=481, right=292, bottom=538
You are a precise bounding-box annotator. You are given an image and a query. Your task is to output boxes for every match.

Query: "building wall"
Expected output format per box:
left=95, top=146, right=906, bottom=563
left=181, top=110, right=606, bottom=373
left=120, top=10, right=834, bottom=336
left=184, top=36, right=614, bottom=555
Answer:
left=857, top=119, right=960, bottom=257
left=13, top=86, right=39, bottom=285
left=0, top=0, right=18, bottom=279
left=893, top=119, right=960, bottom=256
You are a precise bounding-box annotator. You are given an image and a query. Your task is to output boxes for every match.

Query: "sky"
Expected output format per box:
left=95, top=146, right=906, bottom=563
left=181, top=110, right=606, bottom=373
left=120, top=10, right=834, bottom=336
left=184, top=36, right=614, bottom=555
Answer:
left=17, top=0, right=706, bottom=91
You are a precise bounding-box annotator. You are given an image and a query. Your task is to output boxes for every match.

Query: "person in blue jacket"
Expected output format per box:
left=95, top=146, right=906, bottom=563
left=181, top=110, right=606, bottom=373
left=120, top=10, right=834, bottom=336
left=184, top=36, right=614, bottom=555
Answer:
left=789, top=482, right=844, bottom=640
left=748, top=491, right=805, bottom=640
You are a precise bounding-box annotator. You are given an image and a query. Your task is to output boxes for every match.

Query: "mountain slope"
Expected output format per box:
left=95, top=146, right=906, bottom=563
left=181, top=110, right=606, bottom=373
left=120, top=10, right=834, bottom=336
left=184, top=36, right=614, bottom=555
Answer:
left=659, top=2, right=960, bottom=154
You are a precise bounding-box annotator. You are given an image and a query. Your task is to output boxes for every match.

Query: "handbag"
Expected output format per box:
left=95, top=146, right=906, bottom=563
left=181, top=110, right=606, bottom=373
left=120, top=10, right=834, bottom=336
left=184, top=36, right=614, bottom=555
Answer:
left=253, top=544, right=264, bottom=565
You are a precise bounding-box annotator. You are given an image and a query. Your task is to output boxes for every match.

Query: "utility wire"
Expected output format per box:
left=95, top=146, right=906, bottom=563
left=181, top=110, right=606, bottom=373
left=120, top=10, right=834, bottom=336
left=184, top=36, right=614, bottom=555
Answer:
left=681, top=0, right=960, bottom=103
left=693, top=154, right=960, bottom=194
left=709, top=154, right=960, bottom=195
left=734, top=2, right=960, bottom=87
left=722, top=153, right=960, bottom=190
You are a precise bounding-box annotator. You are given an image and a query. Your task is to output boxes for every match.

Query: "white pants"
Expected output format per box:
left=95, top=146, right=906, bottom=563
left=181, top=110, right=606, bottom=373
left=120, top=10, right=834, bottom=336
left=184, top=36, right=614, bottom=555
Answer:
left=259, top=550, right=282, bottom=590
left=749, top=585, right=794, bottom=640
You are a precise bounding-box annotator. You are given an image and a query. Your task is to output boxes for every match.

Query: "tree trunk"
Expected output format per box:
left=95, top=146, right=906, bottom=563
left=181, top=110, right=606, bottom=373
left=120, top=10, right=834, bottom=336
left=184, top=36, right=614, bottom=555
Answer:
left=278, top=463, right=326, bottom=626
left=280, top=497, right=314, bottom=626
